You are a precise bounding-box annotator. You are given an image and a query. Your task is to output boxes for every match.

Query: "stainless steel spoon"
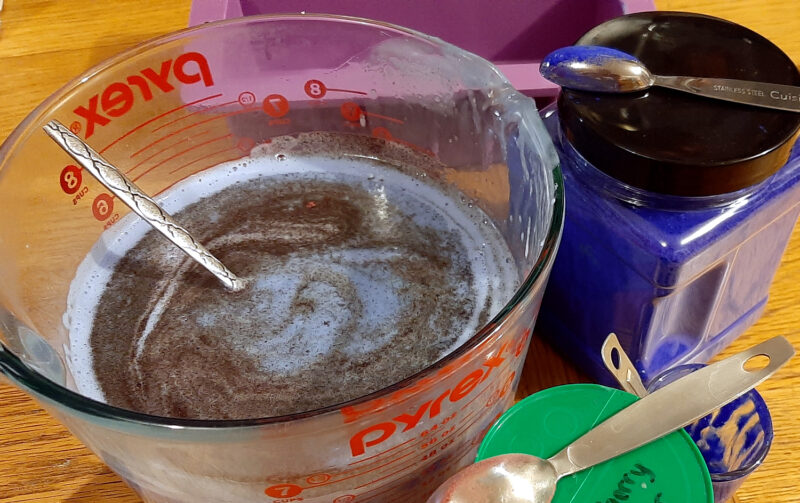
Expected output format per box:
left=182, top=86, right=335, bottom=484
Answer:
left=43, top=120, right=246, bottom=291
left=540, top=45, right=800, bottom=112
left=601, top=333, right=647, bottom=396
left=427, top=335, right=794, bottom=503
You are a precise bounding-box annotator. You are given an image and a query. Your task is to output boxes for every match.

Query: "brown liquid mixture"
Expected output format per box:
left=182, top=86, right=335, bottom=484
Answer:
left=86, top=134, right=517, bottom=419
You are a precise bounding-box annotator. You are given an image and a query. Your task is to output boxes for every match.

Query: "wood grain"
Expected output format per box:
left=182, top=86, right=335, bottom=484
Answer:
left=1, top=1, right=799, bottom=502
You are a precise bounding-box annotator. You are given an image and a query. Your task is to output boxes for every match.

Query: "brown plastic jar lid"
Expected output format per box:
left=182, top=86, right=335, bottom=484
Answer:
left=558, top=11, right=800, bottom=197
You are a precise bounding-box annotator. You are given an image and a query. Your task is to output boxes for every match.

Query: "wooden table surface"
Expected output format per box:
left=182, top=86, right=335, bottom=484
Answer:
left=1, top=1, right=799, bottom=501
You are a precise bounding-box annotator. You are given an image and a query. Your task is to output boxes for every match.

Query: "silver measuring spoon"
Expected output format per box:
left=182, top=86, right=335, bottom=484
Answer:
left=601, top=333, right=647, bottom=397
left=427, top=335, right=794, bottom=503
left=43, top=120, right=246, bottom=292
left=540, top=45, right=800, bottom=112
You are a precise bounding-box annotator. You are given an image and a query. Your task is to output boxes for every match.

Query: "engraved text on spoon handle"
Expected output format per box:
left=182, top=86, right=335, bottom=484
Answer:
left=654, top=75, right=800, bottom=112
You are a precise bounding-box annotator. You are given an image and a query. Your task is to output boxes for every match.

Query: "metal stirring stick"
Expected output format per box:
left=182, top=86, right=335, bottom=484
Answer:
left=43, top=120, right=246, bottom=292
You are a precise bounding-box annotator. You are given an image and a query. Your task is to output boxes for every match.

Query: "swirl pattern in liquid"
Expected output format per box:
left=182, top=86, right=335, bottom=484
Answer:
left=66, top=133, right=518, bottom=420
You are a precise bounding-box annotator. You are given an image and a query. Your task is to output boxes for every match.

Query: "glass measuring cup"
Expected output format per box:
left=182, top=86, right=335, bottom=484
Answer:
left=0, top=14, right=563, bottom=502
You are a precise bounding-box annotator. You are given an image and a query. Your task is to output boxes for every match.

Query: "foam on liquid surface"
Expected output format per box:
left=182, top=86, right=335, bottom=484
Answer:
left=65, top=134, right=518, bottom=419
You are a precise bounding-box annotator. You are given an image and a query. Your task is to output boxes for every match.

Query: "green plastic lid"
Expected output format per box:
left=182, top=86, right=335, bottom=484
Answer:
left=477, top=384, right=713, bottom=503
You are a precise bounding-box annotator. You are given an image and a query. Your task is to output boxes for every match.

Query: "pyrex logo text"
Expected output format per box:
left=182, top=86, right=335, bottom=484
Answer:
left=348, top=348, right=508, bottom=457
left=73, top=52, right=214, bottom=138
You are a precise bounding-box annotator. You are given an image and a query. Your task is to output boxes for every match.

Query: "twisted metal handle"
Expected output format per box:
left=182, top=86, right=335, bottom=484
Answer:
left=43, top=120, right=245, bottom=291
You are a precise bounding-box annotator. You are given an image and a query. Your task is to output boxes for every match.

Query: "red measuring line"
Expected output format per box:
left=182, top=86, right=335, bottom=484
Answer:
left=169, top=145, right=241, bottom=174
left=338, top=439, right=424, bottom=485
left=348, top=437, right=417, bottom=466
left=132, top=133, right=233, bottom=182
left=357, top=424, right=480, bottom=502
left=358, top=478, right=408, bottom=503
left=460, top=382, right=495, bottom=411
left=151, top=152, right=243, bottom=198
left=364, top=112, right=404, bottom=124
left=454, top=408, right=479, bottom=429
left=318, top=448, right=418, bottom=488
left=328, top=87, right=369, bottom=95
left=451, top=438, right=480, bottom=465
left=360, top=422, right=484, bottom=502
left=99, top=93, right=222, bottom=154
left=354, top=455, right=422, bottom=490
left=125, top=129, right=211, bottom=175
left=151, top=99, right=239, bottom=133
left=448, top=411, right=483, bottom=442
left=446, top=435, right=485, bottom=471
left=130, top=106, right=258, bottom=158
left=400, top=441, right=479, bottom=498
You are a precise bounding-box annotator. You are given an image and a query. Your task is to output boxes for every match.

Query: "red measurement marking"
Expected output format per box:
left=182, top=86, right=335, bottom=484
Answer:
left=237, top=91, right=256, bottom=106
left=152, top=152, right=242, bottom=198
left=92, top=193, right=114, bottom=221
left=341, top=102, right=363, bottom=122
left=341, top=102, right=402, bottom=124
left=304, top=79, right=327, bottom=99
left=262, top=94, right=290, bottom=118
left=305, top=473, right=331, bottom=485
left=371, top=126, right=435, bottom=156
left=151, top=100, right=237, bottom=133
left=359, top=479, right=411, bottom=503
left=126, top=129, right=211, bottom=175
left=168, top=145, right=241, bottom=174
left=130, top=106, right=257, bottom=157
left=348, top=437, right=417, bottom=466
left=132, top=133, right=233, bottom=181
left=354, top=455, right=421, bottom=490
left=461, top=382, right=493, bottom=411
left=422, top=426, right=456, bottom=450
left=497, top=371, right=516, bottom=400
left=371, top=126, right=392, bottom=139
left=365, top=111, right=404, bottom=124
left=319, top=449, right=417, bottom=487
left=99, top=93, right=222, bottom=154
left=455, top=408, right=479, bottom=428
left=264, top=483, right=302, bottom=498
left=59, top=165, right=82, bottom=194
left=328, top=87, right=368, bottom=96
left=446, top=410, right=482, bottom=443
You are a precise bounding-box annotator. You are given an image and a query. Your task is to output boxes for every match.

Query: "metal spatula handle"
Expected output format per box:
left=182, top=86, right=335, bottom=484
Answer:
left=551, top=336, right=794, bottom=476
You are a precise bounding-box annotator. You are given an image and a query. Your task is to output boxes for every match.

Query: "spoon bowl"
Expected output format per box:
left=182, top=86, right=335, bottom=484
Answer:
left=539, top=46, right=654, bottom=93
left=428, top=454, right=556, bottom=503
